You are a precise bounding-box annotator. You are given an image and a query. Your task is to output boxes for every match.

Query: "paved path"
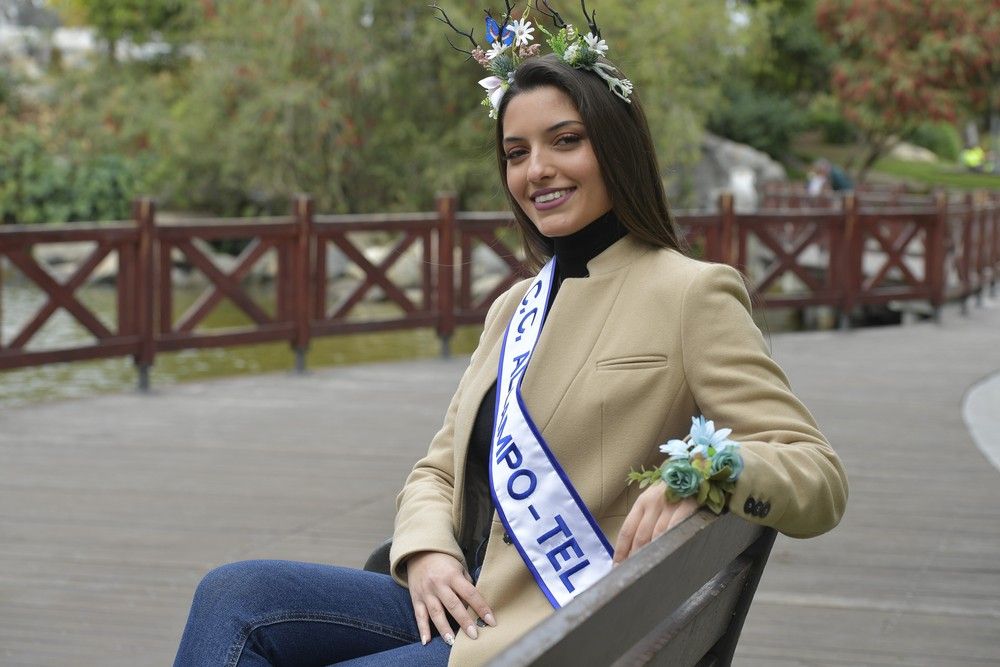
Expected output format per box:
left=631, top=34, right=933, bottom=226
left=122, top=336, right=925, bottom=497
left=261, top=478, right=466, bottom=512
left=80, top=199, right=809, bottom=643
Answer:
left=1, top=301, right=998, bottom=666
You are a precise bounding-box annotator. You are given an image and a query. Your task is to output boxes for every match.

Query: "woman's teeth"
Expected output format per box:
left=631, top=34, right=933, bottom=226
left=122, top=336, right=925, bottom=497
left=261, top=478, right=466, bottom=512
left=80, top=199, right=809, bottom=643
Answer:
left=535, top=189, right=570, bottom=203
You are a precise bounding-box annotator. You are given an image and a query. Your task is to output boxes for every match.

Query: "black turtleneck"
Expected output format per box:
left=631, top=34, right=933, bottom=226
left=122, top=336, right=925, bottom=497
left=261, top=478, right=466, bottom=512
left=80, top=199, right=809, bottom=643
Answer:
left=552, top=209, right=627, bottom=282
left=458, top=210, right=628, bottom=572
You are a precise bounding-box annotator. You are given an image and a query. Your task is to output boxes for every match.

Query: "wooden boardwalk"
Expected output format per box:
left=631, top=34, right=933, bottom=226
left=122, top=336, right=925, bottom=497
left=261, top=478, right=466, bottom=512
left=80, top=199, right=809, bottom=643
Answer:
left=1, top=301, right=999, bottom=666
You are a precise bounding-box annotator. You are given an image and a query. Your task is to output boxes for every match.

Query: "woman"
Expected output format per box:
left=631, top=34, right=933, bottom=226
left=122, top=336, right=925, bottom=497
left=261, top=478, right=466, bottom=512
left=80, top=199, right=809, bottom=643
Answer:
left=174, top=12, right=848, bottom=667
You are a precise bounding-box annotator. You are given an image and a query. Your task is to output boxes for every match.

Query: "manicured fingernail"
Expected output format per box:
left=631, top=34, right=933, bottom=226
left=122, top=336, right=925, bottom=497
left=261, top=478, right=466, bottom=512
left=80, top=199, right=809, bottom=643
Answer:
left=421, top=634, right=428, bottom=646
left=444, top=633, right=455, bottom=646
left=466, top=625, right=478, bottom=639
left=484, top=612, right=496, bottom=627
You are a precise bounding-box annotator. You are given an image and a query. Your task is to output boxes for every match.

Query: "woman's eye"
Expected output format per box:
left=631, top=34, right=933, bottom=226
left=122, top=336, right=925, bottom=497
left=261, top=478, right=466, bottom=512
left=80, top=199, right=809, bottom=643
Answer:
left=556, top=134, right=582, bottom=147
left=505, top=149, right=527, bottom=161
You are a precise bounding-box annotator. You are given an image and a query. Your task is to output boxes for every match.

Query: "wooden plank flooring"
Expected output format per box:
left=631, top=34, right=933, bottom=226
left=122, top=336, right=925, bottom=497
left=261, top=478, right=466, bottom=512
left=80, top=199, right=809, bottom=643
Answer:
left=1, top=300, right=998, bottom=666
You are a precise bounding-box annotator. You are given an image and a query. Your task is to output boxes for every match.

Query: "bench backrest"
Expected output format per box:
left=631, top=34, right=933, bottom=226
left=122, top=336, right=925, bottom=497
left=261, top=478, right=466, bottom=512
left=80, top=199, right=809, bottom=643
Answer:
left=488, top=511, right=776, bottom=667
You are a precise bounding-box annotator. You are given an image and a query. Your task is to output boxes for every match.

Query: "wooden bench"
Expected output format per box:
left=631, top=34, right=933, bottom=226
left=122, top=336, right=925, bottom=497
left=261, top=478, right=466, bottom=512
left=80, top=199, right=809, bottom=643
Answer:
left=366, top=510, right=776, bottom=667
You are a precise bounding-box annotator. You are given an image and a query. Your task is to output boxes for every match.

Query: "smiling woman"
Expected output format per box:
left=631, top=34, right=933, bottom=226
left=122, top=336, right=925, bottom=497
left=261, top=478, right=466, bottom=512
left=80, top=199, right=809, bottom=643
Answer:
left=172, top=4, right=848, bottom=666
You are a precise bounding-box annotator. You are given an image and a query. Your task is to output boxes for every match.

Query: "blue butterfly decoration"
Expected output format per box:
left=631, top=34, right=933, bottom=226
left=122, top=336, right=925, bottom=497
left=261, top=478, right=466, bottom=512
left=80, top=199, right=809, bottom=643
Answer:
left=485, top=14, right=515, bottom=46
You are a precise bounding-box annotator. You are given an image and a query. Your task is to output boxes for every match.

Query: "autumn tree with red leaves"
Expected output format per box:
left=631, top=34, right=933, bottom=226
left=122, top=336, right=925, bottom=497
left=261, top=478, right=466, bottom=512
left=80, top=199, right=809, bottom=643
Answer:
left=816, top=0, right=1000, bottom=181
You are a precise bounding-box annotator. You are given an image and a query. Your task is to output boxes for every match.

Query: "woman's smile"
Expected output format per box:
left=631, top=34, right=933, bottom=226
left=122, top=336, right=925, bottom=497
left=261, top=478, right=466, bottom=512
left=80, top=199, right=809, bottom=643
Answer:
left=531, top=187, right=576, bottom=210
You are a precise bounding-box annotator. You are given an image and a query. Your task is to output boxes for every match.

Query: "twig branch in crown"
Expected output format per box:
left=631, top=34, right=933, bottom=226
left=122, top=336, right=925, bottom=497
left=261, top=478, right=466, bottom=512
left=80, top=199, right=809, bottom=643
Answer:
left=431, top=1, right=633, bottom=120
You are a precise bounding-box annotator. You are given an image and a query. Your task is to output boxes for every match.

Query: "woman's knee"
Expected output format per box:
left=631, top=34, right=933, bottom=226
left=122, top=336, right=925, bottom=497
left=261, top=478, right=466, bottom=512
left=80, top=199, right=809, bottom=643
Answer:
left=191, top=560, right=276, bottom=614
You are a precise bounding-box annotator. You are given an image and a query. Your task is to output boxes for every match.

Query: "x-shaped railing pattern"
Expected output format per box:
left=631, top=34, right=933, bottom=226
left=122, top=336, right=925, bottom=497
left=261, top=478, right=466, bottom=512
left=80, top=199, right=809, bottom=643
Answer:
left=163, top=238, right=278, bottom=334
left=456, top=218, right=530, bottom=320
left=318, top=230, right=431, bottom=320
left=735, top=213, right=846, bottom=307
left=859, top=217, right=927, bottom=293
left=4, top=244, right=116, bottom=347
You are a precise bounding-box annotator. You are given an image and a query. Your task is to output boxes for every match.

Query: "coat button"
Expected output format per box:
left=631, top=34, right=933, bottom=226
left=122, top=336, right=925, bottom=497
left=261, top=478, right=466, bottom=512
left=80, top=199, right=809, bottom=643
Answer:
left=753, top=501, right=765, bottom=517
left=476, top=618, right=486, bottom=628
left=743, top=496, right=756, bottom=515
left=761, top=502, right=771, bottom=517
left=502, top=531, right=512, bottom=544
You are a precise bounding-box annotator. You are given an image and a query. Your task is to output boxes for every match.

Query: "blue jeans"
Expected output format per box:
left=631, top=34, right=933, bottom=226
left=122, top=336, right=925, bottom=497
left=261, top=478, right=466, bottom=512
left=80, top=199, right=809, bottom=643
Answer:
left=173, top=560, right=451, bottom=667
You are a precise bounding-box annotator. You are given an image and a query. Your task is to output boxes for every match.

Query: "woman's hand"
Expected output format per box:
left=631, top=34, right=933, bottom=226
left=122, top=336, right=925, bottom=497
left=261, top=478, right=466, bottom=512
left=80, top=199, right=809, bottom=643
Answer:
left=613, top=481, right=700, bottom=564
left=405, top=551, right=496, bottom=646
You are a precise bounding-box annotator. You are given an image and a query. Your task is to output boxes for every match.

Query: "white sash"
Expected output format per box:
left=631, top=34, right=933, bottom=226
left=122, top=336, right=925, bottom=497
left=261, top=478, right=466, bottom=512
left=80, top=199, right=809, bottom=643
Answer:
left=490, top=259, right=614, bottom=608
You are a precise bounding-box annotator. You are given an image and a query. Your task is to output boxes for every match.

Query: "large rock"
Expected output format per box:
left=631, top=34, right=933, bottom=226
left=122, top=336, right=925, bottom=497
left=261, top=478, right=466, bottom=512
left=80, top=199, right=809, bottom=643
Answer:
left=889, top=141, right=938, bottom=163
left=677, top=133, right=787, bottom=212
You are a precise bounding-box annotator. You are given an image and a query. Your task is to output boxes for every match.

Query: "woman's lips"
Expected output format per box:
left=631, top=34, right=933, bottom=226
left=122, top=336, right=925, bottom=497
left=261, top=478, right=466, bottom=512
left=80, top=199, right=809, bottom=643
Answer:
left=531, top=188, right=576, bottom=211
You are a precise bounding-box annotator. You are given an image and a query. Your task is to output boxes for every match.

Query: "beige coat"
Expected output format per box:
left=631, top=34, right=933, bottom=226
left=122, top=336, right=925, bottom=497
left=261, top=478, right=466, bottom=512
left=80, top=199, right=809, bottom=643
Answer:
left=391, top=236, right=848, bottom=665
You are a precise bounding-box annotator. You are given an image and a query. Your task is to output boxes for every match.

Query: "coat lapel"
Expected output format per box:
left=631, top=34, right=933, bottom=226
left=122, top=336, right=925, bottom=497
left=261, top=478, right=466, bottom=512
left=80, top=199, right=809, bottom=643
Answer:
left=450, top=235, right=649, bottom=514
left=521, top=236, right=649, bottom=434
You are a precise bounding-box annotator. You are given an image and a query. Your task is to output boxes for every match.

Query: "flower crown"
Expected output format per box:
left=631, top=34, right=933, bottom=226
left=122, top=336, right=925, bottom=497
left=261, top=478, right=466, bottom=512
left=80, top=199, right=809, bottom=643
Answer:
left=432, top=0, right=633, bottom=119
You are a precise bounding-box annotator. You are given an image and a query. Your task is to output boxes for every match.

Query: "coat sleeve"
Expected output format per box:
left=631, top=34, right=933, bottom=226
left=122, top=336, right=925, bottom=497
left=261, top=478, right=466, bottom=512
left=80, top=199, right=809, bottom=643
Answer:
left=679, top=263, right=848, bottom=538
left=389, top=288, right=514, bottom=586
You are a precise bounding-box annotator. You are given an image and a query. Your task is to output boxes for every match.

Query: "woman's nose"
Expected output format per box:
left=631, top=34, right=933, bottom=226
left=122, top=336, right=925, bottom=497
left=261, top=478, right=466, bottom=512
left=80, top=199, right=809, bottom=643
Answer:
left=526, top=151, right=554, bottom=182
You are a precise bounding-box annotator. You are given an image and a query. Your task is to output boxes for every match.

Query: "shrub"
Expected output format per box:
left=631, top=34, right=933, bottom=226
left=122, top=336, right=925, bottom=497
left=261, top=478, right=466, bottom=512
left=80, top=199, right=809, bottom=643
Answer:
left=707, top=84, right=803, bottom=159
left=0, top=122, right=139, bottom=224
left=807, top=95, right=856, bottom=144
left=903, top=122, right=962, bottom=161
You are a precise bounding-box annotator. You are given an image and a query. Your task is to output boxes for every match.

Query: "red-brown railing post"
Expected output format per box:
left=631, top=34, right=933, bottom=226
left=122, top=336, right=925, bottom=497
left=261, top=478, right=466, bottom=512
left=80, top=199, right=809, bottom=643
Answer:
left=929, top=191, right=948, bottom=321
left=839, top=192, right=857, bottom=329
left=436, top=193, right=457, bottom=358
left=969, top=191, right=984, bottom=307
left=983, top=193, right=1000, bottom=297
left=134, top=197, right=156, bottom=391
left=959, top=191, right=973, bottom=313
left=718, top=192, right=735, bottom=265
left=293, top=194, right=313, bottom=373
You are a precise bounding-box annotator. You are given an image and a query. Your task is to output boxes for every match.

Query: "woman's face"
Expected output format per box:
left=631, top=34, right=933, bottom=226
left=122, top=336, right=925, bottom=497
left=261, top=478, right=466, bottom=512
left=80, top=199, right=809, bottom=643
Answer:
left=501, top=86, right=612, bottom=238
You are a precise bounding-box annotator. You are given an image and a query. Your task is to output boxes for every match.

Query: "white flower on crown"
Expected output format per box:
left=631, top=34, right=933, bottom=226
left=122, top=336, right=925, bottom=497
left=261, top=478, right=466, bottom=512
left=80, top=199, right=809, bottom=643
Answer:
left=583, top=32, right=608, bottom=55
left=510, top=19, right=535, bottom=47
left=485, top=41, right=506, bottom=60
left=563, top=42, right=581, bottom=64
left=486, top=42, right=507, bottom=60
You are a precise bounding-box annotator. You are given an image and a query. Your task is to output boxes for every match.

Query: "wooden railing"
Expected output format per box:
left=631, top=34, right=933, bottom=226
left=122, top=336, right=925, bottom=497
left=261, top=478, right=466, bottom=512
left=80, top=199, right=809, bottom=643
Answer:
left=1, top=191, right=997, bottom=386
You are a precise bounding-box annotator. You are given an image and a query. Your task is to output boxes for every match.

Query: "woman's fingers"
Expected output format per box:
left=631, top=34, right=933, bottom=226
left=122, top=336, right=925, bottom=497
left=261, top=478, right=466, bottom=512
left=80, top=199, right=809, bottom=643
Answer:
left=614, top=504, right=642, bottom=563
left=652, top=507, right=674, bottom=540
left=411, top=598, right=429, bottom=645
left=667, top=497, right=699, bottom=531
left=617, top=484, right=704, bottom=564
left=423, top=597, right=456, bottom=645
left=406, top=550, right=497, bottom=645
left=434, top=580, right=479, bottom=640
left=629, top=505, right=659, bottom=556
left=453, top=574, right=497, bottom=628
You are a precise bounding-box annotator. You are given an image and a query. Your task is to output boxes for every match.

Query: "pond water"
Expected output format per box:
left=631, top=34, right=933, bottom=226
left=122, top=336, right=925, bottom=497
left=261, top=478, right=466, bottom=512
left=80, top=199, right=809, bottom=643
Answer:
left=0, top=281, right=482, bottom=408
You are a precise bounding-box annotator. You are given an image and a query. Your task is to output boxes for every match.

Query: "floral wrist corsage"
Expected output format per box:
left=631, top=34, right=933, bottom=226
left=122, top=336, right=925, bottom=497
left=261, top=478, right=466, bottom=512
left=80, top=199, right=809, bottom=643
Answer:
left=627, top=416, right=744, bottom=514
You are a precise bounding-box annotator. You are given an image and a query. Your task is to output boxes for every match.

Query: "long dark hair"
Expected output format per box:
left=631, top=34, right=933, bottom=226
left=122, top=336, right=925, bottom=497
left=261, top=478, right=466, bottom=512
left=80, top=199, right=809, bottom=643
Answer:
left=495, top=54, right=682, bottom=267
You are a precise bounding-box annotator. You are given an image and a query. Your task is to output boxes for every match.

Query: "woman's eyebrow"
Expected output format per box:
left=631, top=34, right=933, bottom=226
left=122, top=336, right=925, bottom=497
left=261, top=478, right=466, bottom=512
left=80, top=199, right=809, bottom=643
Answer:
left=503, top=119, right=584, bottom=144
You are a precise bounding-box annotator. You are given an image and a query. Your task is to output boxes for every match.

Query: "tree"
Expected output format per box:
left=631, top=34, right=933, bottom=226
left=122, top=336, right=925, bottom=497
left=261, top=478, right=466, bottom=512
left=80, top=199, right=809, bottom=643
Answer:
left=34, top=0, right=742, bottom=215
left=153, top=0, right=740, bottom=214
left=49, top=0, right=197, bottom=61
left=709, top=0, right=835, bottom=159
left=738, top=0, right=836, bottom=100
left=816, top=0, right=1000, bottom=181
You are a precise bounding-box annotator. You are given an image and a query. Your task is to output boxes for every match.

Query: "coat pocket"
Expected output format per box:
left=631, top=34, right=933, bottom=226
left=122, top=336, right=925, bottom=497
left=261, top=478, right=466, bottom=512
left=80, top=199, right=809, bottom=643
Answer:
left=595, top=354, right=669, bottom=371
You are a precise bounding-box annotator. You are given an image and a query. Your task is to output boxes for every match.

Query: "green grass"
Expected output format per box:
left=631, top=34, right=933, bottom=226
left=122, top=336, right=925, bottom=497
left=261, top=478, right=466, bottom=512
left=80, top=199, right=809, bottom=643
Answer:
left=790, top=130, right=1000, bottom=191
left=871, top=158, right=1000, bottom=191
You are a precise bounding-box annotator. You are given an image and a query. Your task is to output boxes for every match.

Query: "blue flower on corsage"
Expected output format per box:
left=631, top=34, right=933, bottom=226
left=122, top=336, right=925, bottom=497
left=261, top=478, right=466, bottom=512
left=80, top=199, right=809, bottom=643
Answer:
left=629, top=415, right=744, bottom=514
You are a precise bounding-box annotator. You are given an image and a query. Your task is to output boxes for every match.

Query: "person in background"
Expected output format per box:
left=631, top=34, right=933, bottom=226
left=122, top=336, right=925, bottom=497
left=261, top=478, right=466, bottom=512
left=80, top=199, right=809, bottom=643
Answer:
left=960, top=145, right=986, bottom=173
left=811, top=158, right=853, bottom=193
